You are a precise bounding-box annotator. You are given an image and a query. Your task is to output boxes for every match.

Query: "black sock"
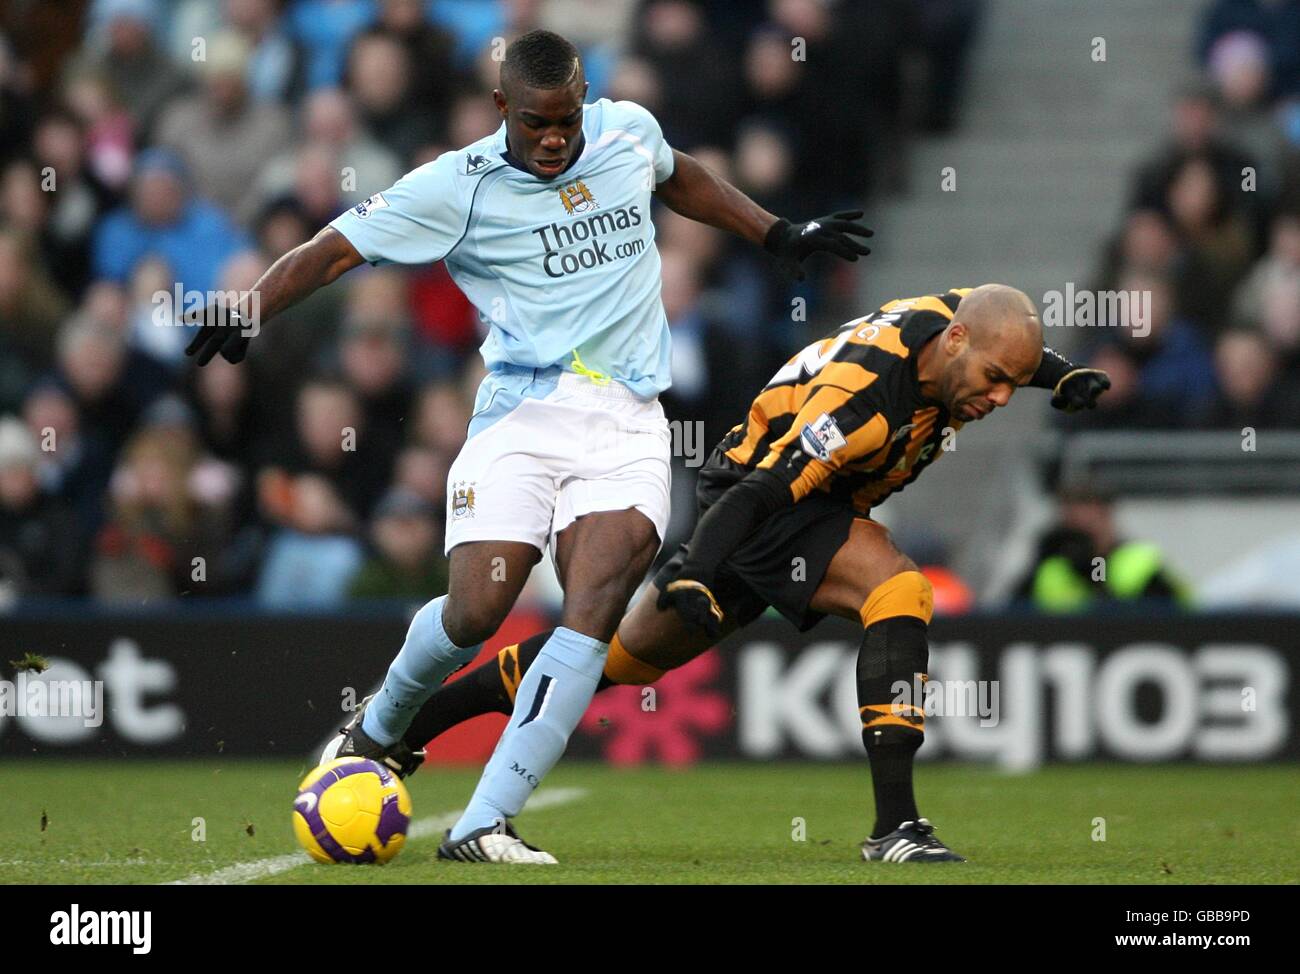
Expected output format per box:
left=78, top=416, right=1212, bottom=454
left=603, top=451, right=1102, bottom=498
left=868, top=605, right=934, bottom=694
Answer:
left=401, top=629, right=555, bottom=750
left=400, top=627, right=621, bottom=750
left=857, top=615, right=929, bottom=837
left=865, top=728, right=923, bottom=837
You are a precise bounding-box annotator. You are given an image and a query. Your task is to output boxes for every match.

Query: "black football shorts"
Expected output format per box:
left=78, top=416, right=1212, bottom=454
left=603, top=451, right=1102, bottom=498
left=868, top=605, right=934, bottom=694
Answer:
left=653, top=449, right=865, bottom=632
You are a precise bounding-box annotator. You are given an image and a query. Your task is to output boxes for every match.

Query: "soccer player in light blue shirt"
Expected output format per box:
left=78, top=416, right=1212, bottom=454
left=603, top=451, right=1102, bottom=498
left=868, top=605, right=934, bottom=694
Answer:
left=186, top=29, right=873, bottom=863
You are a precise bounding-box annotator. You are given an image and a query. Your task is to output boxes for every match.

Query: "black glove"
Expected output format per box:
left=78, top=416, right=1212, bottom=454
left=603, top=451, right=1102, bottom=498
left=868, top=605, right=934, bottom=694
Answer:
left=764, top=210, right=874, bottom=281
left=1051, top=368, right=1111, bottom=413
left=184, top=302, right=254, bottom=366
left=656, top=577, right=724, bottom=638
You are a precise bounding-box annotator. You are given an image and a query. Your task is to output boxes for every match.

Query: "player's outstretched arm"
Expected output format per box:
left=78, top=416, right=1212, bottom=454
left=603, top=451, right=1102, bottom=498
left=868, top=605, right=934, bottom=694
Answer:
left=184, top=226, right=365, bottom=366
left=1029, top=345, right=1111, bottom=412
left=655, top=149, right=873, bottom=280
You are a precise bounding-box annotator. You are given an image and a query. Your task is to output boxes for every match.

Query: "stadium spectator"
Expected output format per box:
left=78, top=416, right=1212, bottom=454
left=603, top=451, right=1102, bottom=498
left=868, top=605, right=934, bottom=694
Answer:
left=1076, top=269, right=1217, bottom=428
left=1198, top=0, right=1300, bottom=99
left=225, top=0, right=305, bottom=103
left=92, top=148, right=249, bottom=297
left=284, top=0, right=377, bottom=91
left=251, top=87, right=401, bottom=223
left=407, top=261, right=479, bottom=378
left=1164, top=152, right=1257, bottom=333
left=631, top=0, right=740, bottom=151
left=253, top=194, right=314, bottom=261
left=285, top=141, right=348, bottom=229
left=246, top=195, right=350, bottom=398
left=0, top=225, right=70, bottom=375
left=124, top=256, right=180, bottom=364
left=391, top=444, right=449, bottom=511
left=55, top=316, right=170, bottom=452
left=348, top=485, right=449, bottom=599
left=255, top=471, right=365, bottom=607
left=1012, top=485, right=1190, bottom=612
left=30, top=110, right=117, bottom=296
left=89, top=414, right=232, bottom=604
left=1205, top=327, right=1300, bottom=427
left=1207, top=29, right=1288, bottom=199
left=409, top=381, right=469, bottom=461
left=1129, top=83, right=1257, bottom=218
left=266, top=376, right=392, bottom=521
left=442, top=87, right=500, bottom=150
left=657, top=246, right=738, bottom=447
left=1230, top=209, right=1300, bottom=361
left=69, top=0, right=188, bottom=138
left=153, top=32, right=290, bottom=219
left=338, top=317, right=413, bottom=442
left=21, top=378, right=115, bottom=548
left=0, top=34, right=35, bottom=173
left=376, top=0, right=464, bottom=121
left=655, top=192, right=778, bottom=364
left=344, top=28, right=441, bottom=163
left=60, top=66, right=136, bottom=191
left=731, top=119, right=806, bottom=222
left=764, top=0, right=874, bottom=208
left=0, top=415, right=82, bottom=599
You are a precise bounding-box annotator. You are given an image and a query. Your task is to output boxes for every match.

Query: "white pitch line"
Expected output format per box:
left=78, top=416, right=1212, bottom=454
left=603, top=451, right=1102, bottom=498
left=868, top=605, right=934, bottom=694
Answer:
left=163, top=786, right=587, bottom=886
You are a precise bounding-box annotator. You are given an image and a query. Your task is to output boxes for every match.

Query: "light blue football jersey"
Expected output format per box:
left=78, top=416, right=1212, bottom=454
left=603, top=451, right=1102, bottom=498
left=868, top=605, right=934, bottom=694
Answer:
left=329, top=98, right=676, bottom=400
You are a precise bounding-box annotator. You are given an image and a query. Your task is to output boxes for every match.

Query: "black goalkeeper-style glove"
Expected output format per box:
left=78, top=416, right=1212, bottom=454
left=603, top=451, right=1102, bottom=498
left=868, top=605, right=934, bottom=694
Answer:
left=764, top=210, right=874, bottom=281
left=184, top=302, right=255, bottom=366
left=1051, top=368, right=1111, bottom=413
left=656, top=576, right=724, bottom=638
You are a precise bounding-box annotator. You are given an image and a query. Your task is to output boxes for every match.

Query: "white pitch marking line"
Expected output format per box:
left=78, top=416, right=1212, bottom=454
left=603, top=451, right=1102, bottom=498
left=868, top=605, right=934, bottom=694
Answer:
left=163, top=786, right=588, bottom=885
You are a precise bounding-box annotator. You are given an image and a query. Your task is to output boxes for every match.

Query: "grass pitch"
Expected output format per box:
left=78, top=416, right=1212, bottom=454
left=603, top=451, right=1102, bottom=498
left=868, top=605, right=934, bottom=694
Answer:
left=1, top=761, right=1295, bottom=884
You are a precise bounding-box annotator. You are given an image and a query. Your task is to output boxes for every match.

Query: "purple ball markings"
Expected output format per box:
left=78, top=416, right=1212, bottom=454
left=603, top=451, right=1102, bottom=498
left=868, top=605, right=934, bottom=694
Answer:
left=296, top=760, right=405, bottom=864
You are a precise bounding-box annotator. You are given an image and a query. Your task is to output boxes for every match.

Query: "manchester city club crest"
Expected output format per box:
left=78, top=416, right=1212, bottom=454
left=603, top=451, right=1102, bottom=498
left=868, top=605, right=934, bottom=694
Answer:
left=451, top=481, right=476, bottom=519
left=558, top=180, right=598, bottom=214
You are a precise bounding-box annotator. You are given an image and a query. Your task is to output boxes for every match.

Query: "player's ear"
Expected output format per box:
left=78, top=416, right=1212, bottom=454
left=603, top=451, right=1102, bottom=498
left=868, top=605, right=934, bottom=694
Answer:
left=492, top=89, right=508, bottom=117
left=945, top=321, right=967, bottom=355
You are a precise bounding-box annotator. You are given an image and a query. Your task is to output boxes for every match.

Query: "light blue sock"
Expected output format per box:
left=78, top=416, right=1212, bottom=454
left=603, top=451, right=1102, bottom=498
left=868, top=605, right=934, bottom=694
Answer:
left=360, top=596, right=482, bottom=747
left=449, top=627, right=607, bottom=840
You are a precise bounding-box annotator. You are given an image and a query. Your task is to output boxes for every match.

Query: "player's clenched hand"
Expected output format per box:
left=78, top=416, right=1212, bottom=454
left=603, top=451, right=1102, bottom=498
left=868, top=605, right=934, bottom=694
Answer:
left=764, top=210, right=874, bottom=281
left=184, top=302, right=255, bottom=366
left=656, top=578, right=724, bottom=638
left=1052, top=368, right=1111, bottom=413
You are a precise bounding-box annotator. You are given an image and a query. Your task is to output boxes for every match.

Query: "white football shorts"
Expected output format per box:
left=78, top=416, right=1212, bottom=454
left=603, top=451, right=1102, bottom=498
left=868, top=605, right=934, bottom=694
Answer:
left=445, top=369, right=672, bottom=558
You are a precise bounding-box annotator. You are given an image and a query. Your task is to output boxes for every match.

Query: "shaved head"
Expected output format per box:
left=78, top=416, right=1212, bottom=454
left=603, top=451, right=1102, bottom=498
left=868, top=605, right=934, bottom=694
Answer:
left=952, top=283, right=1042, bottom=352
left=917, top=284, right=1045, bottom=422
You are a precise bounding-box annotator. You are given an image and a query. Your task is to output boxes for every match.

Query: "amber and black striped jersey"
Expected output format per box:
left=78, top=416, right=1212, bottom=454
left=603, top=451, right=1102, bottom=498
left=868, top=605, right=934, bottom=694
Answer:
left=715, top=288, right=973, bottom=515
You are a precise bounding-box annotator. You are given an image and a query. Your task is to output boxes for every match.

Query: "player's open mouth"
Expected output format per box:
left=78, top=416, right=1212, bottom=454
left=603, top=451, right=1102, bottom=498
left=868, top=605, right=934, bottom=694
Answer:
left=535, top=158, right=566, bottom=174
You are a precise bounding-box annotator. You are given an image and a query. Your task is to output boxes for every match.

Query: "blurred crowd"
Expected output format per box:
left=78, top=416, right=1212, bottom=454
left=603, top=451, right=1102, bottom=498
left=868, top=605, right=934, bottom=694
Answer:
left=0, top=0, right=978, bottom=606
left=1072, top=0, right=1300, bottom=432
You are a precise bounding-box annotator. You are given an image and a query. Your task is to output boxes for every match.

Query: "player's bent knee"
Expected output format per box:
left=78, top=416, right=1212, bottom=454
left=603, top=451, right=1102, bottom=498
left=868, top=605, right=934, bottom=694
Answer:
left=442, top=599, right=508, bottom=648
left=859, top=569, right=933, bottom=628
